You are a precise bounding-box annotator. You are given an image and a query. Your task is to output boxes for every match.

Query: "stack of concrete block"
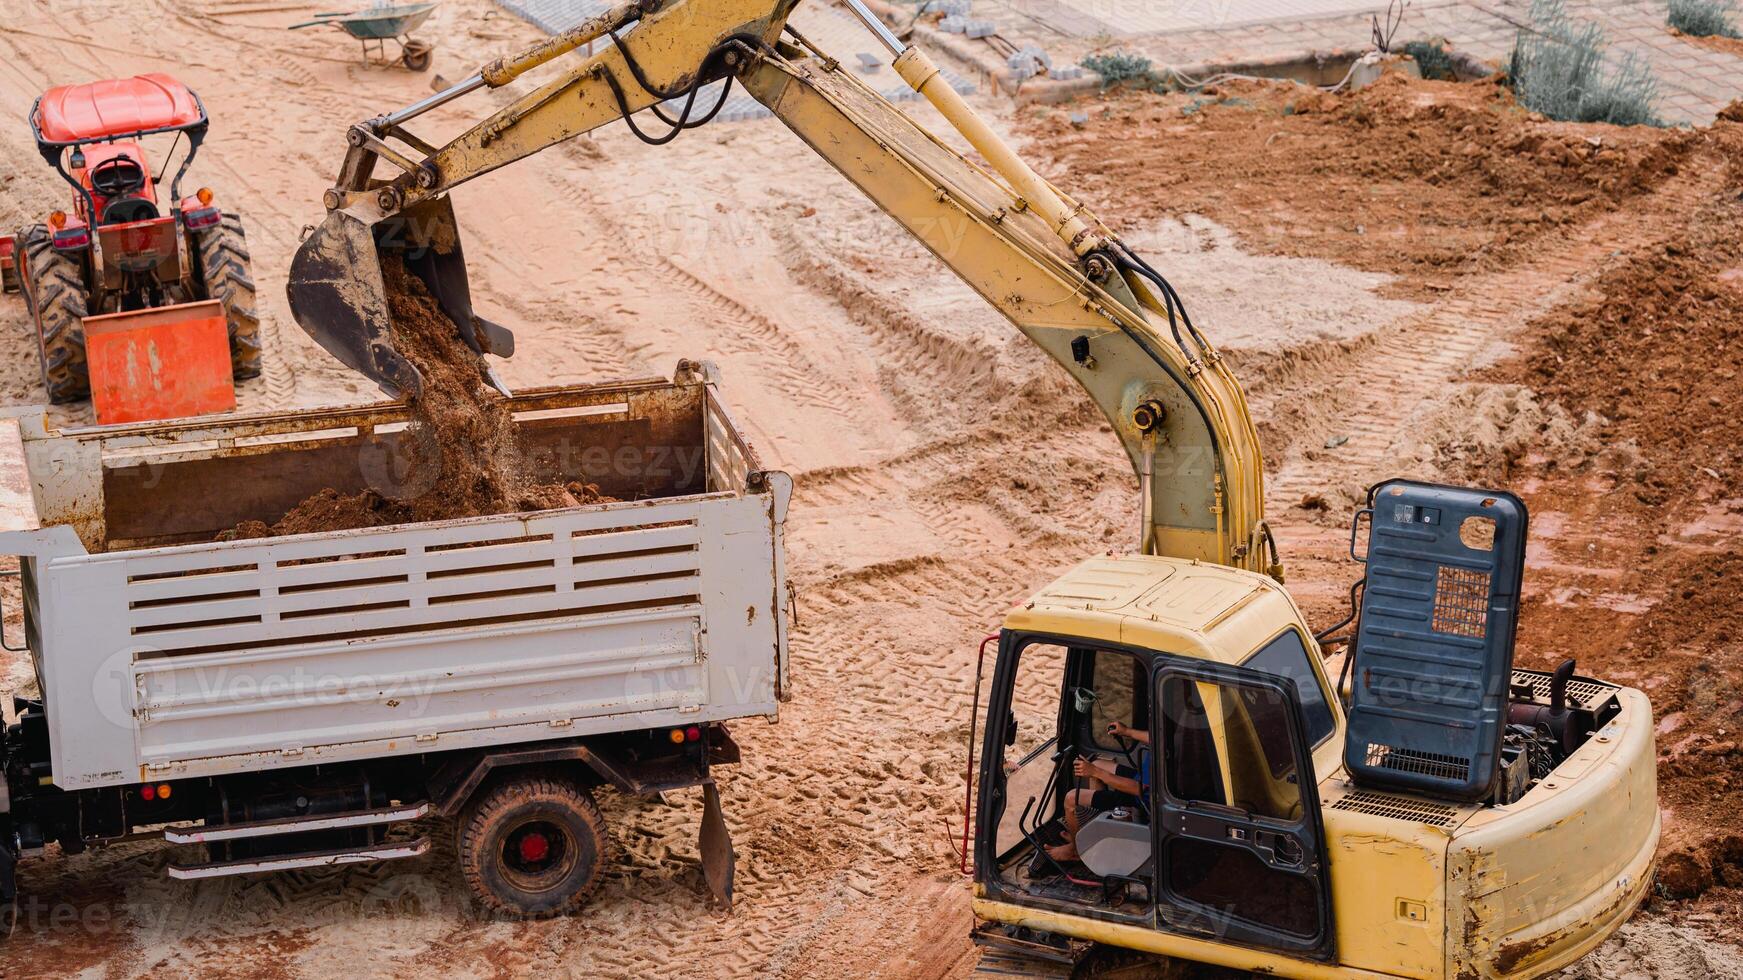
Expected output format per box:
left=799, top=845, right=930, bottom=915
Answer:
left=1008, top=44, right=1052, bottom=74
left=919, top=0, right=971, bottom=14
left=1008, top=45, right=1081, bottom=82
left=964, top=20, right=996, bottom=38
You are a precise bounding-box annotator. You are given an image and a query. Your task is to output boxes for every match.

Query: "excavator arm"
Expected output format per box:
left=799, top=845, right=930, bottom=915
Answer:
left=286, top=0, right=1276, bottom=575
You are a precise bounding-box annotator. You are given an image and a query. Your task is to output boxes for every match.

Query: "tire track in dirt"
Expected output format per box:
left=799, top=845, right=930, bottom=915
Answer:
left=1263, top=158, right=1726, bottom=511
left=657, top=254, right=862, bottom=422
left=772, top=221, right=1009, bottom=440
left=536, top=146, right=865, bottom=428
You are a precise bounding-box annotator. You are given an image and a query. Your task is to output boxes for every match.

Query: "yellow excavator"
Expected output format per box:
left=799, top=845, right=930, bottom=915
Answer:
left=285, top=2, right=1659, bottom=977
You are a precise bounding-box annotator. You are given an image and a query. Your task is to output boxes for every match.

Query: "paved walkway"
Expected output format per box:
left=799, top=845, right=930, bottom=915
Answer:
left=979, top=0, right=1743, bottom=123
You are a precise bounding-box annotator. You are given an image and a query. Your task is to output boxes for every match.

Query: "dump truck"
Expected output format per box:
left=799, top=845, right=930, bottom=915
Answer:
left=273, top=0, right=1660, bottom=974
left=0, top=361, right=788, bottom=926
left=3, top=74, right=260, bottom=420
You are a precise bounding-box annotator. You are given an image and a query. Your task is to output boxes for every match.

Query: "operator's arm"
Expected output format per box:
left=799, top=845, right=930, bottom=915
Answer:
left=1108, top=722, right=1151, bottom=746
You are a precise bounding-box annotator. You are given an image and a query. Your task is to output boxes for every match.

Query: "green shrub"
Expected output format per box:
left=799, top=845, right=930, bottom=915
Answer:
left=1510, top=0, right=1662, bottom=126
left=1082, top=51, right=1156, bottom=88
left=1669, top=0, right=1741, bottom=37
left=1402, top=40, right=1458, bottom=81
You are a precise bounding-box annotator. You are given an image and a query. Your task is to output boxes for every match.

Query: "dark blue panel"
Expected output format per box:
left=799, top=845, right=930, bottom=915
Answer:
left=1343, top=480, right=1529, bottom=801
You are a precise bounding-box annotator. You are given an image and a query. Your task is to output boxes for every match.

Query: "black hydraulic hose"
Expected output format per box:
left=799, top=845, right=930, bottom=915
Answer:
left=1315, top=578, right=1365, bottom=645
left=601, top=65, right=702, bottom=145
left=653, top=76, right=735, bottom=130
left=1119, top=244, right=1215, bottom=358
left=1113, top=252, right=1193, bottom=359
left=601, top=32, right=740, bottom=144
left=609, top=28, right=699, bottom=101
left=1130, top=248, right=1208, bottom=352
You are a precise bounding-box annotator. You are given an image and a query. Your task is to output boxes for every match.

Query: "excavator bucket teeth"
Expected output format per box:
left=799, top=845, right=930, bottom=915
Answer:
left=286, top=196, right=515, bottom=400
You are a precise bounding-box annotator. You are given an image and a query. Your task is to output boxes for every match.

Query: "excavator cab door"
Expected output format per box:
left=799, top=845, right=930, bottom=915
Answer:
left=1152, top=663, right=1335, bottom=961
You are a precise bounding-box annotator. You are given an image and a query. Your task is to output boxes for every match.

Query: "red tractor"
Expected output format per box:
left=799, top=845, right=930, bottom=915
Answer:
left=2, top=74, right=259, bottom=405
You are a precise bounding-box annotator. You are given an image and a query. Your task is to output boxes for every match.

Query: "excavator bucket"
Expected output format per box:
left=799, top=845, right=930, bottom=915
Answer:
left=286, top=195, right=514, bottom=400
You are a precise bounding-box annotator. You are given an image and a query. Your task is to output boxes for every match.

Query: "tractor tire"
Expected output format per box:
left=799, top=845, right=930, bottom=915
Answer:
left=456, top=771, right=609, bottom=919
left=193, top=212, right=262, bottom=380
left=18, top=226, right=91, bottom=405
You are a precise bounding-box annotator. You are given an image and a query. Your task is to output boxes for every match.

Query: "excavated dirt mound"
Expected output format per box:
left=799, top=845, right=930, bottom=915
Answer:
left=226, top=259, right=612, bottom=539
left=1023, top=72, right=1701, bottom=297
left=1477, top=133, right=1743, bottom=928
left=1480, top=205, right=1743, bottom=505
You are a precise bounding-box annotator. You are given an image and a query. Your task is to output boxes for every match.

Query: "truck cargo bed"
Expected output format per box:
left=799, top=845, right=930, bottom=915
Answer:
left=0, top=363, right=790, bottom=789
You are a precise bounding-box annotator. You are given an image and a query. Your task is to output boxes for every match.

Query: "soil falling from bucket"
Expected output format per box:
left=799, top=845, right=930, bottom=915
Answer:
left=225, top=259, right=610, bottom=539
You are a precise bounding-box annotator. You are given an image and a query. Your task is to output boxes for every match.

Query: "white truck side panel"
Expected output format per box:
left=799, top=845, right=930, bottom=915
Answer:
left=36, top=487, right=787, bottom=789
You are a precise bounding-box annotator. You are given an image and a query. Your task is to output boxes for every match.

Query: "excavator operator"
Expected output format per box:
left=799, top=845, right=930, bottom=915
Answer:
left=1046, top=722, right=1151, bottom=864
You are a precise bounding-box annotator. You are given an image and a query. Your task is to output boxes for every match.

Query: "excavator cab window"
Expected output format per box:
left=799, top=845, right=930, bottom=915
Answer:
left=1152, top=666, right=1334, bottom=958
left=990, top=641, right=1067, bottom=863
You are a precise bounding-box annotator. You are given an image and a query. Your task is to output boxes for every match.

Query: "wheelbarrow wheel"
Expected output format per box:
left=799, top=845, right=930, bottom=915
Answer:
left=402, top=39, right=433, bottom=72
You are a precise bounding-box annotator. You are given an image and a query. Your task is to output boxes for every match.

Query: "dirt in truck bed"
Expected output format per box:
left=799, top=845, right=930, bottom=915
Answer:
left=226, top=259, right=614, bottom=539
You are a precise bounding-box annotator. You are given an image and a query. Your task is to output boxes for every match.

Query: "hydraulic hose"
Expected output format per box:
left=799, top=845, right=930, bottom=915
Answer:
left=600, top=33, right=742, bottom=145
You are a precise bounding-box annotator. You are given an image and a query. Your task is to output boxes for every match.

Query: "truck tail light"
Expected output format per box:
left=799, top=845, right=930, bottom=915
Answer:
left=686, top=725, right=702, bottom=742
left=667, top=728, right=686, bottom=744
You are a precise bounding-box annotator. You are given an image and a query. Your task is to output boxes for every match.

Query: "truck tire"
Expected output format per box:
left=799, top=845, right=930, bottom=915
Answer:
left=457, top=771, right=609, bottom=918
left=193, top=213, right=262, bottom=380
left=18, top=227, right=91, bottom=404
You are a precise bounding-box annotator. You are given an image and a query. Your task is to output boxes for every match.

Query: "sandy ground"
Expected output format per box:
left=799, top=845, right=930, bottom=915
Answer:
left=0, top=2, right=1739, bottom=977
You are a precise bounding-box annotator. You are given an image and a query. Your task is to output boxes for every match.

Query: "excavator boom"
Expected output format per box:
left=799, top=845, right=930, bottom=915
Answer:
left=286, top=0, right=1273, bottom=575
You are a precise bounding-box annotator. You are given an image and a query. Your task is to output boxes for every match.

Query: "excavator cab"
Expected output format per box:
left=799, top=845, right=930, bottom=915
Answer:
left=973, top=560, right=1339, bottom=970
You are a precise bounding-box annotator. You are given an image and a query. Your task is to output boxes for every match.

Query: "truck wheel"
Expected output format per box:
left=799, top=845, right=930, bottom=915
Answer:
left=19, top=227, right=91, bottom=404
left=457, top=772, right=608, bottom=918
left=192, top=213, right=262, bottom=380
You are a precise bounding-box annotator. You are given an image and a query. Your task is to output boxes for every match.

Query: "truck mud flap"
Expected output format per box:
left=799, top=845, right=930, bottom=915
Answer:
left=700, top=780, right=735, bottom=910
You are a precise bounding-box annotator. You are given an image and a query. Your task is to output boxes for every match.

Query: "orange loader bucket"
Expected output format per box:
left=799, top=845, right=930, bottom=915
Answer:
left=83, top=299, right=236, bottom=425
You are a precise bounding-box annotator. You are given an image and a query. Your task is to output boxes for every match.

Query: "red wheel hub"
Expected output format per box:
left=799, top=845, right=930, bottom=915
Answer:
left=518, top=832, right=551, bottom=864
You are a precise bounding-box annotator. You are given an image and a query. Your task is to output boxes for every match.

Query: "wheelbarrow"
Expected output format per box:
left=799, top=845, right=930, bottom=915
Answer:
left=290, top=2, right=439, bottom=71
